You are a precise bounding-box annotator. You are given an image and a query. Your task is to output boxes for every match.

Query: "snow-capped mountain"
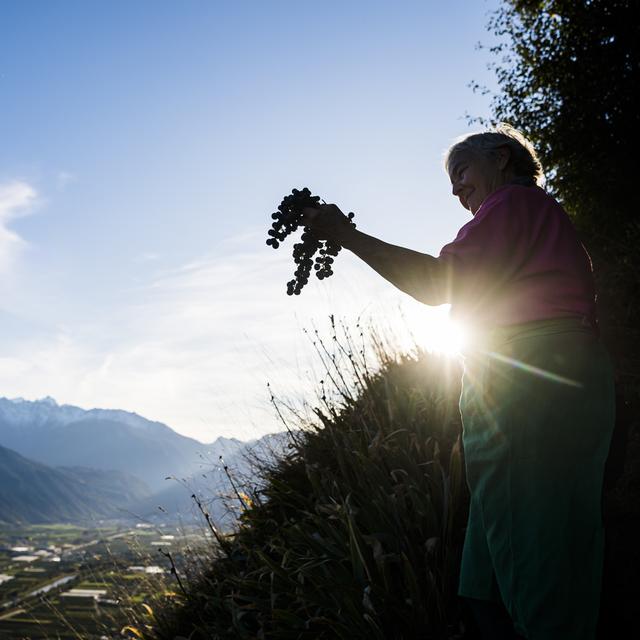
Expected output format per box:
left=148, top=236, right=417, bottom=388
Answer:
left=0, top=396, right=86, bottom=429
left=0, top=396, right=249, bottom=491
left=1, top=396, right=179, bottom=433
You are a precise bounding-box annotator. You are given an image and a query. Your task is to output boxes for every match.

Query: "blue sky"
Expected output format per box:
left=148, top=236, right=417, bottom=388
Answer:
left=0, top=0, right=502, bottom=442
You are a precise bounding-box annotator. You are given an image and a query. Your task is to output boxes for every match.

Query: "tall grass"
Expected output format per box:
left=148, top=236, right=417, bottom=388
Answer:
left=126, top=316, right=471, bottom=639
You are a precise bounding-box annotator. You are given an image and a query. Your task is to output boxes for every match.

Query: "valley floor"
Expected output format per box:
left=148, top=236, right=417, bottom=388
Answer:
left=0, top=521, right=209, bottom=639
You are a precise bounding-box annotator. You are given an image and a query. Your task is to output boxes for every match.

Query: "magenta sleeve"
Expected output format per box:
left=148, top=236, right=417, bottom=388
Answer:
left=437, top=190, right=528, bottom=304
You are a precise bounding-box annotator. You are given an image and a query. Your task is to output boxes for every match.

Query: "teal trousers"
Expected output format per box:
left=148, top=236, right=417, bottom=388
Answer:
left=457, top=317, right=615, bottom=640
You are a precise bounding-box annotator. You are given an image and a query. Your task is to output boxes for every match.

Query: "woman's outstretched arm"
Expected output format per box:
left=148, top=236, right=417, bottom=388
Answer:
left=340, top=227, right=449, bottom=305
left=302, top=204, right=449, bottom=306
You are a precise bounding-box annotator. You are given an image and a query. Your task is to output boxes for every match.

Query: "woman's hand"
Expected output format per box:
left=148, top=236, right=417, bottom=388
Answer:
left=301, top=203, right=355, bottom=245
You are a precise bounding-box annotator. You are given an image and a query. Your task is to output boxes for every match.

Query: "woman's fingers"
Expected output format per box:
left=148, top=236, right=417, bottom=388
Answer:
left=302, top=204, right=344, bottom=226
left=301, top=206, right=321, bottom=225
left=319, top=203, right=344, bottom=217
left=300, top=203, right=352, bottom=243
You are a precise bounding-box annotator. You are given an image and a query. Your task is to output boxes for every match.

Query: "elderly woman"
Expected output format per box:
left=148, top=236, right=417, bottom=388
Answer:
left=302, top=125, right=615, bottom=640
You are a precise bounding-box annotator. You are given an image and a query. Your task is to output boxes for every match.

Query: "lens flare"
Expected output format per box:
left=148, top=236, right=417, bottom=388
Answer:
left=425, top=317, right=467, bottom=356
left=401, top=304, right=468, bottom=356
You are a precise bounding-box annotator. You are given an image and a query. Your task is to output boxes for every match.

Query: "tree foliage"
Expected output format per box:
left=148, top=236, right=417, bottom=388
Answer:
left=470, top=0, right=639, bottom=347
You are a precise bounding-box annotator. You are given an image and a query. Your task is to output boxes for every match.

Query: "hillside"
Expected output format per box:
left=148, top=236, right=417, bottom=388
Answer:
left=0, top=444, right=151, bottom=524
left=121, top=329, right=472, bottom=639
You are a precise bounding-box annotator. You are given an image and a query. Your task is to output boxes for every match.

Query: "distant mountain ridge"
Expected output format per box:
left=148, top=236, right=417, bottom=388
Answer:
left=0, top=396, right=292, bottom=527
left=2, top=395, right=187, bottom=434
left=129, top=430, right=292, bottom=529
left=0, top=396, right=246, bottom=491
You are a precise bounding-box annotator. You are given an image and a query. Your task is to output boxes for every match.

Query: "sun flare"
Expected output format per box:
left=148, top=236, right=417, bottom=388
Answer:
left=401, top=304, right=468, bottom=356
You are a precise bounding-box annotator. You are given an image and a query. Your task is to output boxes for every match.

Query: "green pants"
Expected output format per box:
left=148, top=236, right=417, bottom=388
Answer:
left=457, top=317, right=615, bottom=640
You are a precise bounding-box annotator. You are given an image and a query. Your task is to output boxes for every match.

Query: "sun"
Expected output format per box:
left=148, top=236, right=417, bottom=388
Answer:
left=421, top=312, right=467, bottom=356
left=401, top=303, right=468, bottom=356
left=426, top=316, right=467, bottom=356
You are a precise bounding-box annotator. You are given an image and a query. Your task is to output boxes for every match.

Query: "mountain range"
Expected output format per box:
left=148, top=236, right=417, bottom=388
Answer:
left=0, top=396, right=292, bottom=527
left=0, top=396, right=245, bottom=491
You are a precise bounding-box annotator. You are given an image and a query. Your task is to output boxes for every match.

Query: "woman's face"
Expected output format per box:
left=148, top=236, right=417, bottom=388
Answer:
left=448, top=147, right=510, bottom=215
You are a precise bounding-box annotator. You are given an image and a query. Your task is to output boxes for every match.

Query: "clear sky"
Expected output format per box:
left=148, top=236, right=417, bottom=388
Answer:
left=0, top=0, right=502, bottom=443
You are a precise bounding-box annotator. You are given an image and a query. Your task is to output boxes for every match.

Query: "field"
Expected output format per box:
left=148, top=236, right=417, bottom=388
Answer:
left=0, top=521, right=210, bottom=639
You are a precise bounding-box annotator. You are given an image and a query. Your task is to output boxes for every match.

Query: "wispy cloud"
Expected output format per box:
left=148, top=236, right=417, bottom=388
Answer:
left=0, top=180, right=37, bottom=276
left=0, top=227, right=442, bottom=443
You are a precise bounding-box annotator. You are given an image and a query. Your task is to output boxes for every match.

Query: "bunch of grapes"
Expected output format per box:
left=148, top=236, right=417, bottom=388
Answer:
left=266, top=187, right=356, bottom=295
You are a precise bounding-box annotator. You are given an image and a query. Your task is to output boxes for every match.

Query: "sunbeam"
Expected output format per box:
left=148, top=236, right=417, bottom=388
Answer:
left=484, top=350, right=583, bottom=388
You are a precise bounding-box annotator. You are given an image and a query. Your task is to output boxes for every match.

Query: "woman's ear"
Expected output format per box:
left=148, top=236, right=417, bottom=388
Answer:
left=496, top=145, right=511, bottom=171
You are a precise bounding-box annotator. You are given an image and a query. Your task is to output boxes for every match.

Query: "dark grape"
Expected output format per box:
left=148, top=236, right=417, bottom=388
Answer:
left=266, top=187, right=356, bottom=295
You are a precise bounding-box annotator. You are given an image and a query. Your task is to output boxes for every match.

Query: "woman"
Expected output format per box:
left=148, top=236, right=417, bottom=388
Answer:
left=301, top=124, right=615, bottom=640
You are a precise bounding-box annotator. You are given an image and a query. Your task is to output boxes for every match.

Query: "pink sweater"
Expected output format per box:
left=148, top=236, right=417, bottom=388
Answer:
left=437, top=184, right=597, bottom=329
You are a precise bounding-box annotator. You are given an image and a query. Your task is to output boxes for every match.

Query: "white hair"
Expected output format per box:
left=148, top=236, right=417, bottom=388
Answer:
left=444, top=123, right=545, bottom=187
